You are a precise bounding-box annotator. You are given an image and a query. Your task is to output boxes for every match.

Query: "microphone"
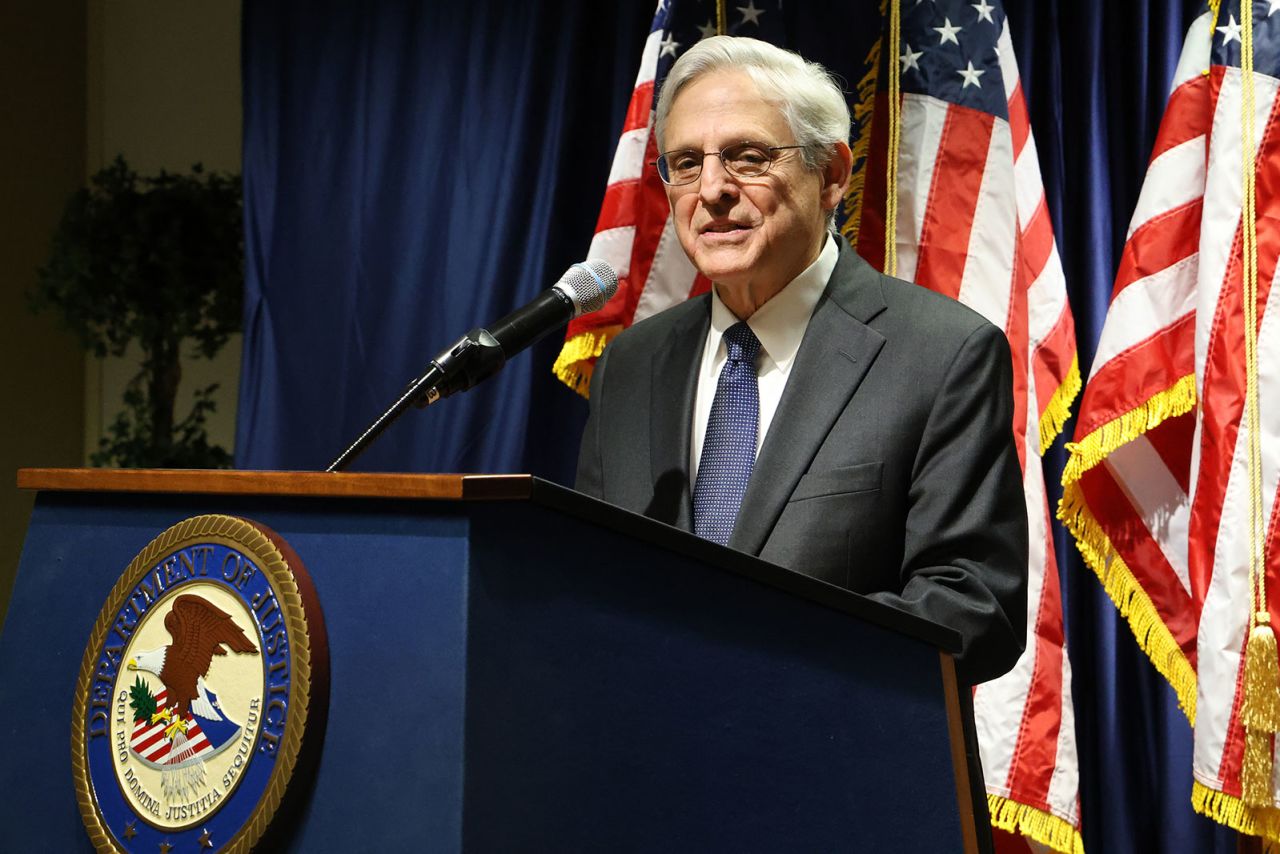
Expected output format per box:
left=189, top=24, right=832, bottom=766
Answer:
left=325, top=260, right=618, bottom=472
left=422, top=259, right=618, bottom=404
left=490, top=259, right=617, bottom=353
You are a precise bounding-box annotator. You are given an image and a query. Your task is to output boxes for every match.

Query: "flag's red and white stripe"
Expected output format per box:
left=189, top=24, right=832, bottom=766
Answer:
left=587, top=24, right=709, bottom=324
left=1062, top=8, right=1280, bottom=840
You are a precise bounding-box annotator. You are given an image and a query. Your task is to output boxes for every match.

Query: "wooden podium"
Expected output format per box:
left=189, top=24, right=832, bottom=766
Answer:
left=3, top=469, right=990, bottom=852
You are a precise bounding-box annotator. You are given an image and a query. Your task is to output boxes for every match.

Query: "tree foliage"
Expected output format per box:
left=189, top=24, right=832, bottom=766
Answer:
left=32, top=156, right=243, bottom=468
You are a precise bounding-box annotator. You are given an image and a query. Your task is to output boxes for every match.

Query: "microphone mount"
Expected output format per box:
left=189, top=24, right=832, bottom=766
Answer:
left=325, top=261, right=614, bottom=472
left=324, top=328, right=503, bottom=473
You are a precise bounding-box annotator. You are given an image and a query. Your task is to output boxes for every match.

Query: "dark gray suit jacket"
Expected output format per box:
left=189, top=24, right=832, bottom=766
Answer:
left=575, top=239, right=1028, bottom=685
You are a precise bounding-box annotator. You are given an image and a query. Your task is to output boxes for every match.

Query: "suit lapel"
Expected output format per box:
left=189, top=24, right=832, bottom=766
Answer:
left=648, top=299, right=709, bottom=532
left=729, top=246, right=888, bottom=555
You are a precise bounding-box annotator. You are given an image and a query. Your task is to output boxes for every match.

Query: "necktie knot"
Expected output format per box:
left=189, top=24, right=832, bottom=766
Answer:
left=723, top=321, right=761, bottom=366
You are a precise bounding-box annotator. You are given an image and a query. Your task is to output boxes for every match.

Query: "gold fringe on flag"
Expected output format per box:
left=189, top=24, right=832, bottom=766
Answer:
left=1058, top=373, right=1198, bottom=719
left=551, top=325, right=622, bottom=398
left=840, top=0, right=887, bottom=248
left=1060, top=373, right=1197, bottom=486
left=1038, top=355, right=1082, bottom=455
left=1057, top=486, right=1198, bottom=721
left=987, top=793, right=1084, bottom=854
left=1193, top=780, right=1280, bottom=843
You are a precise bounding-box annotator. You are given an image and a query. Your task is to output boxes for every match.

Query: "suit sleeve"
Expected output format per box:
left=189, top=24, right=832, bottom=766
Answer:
left=574, top=345, right=610, bottom=500
left=864, top=322, right=1028, bottom=685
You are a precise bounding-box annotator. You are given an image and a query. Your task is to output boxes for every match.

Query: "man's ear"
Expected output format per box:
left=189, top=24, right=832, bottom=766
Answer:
left=820, top=141, right=854, bottom=211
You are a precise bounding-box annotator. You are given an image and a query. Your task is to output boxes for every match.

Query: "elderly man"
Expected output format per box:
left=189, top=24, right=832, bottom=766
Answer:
left=575, top=36, right=1027, bottom=685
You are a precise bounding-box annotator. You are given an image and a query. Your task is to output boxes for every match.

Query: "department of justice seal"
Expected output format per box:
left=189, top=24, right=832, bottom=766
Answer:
left=71, top=515, right=328, bottom=853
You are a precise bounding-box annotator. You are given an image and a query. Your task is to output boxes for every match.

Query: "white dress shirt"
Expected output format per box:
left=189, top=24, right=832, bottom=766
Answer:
left=689, top=234, right=839, bottom=482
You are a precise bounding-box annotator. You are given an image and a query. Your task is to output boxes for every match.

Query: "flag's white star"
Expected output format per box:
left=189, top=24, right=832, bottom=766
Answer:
left=738, top=0, right=765, bottom=26
left=698, top=19, right=718, bottom=39
left=957, top=60, right=985, bottom=88
left=900, top=44, right=924, bottom=73
left=972, top=1, right=996, bottom=23
left=1218, top=13, right=1242, bottom=45
left=660, top=33, right=680, bottom=58
left=934, top=17, right=962, bottom=45
left=1270, top=0, right=1280, bottom=17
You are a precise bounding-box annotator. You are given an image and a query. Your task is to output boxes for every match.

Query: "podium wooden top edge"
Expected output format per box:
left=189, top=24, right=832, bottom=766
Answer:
left=16, top=468, right=533, bottom=501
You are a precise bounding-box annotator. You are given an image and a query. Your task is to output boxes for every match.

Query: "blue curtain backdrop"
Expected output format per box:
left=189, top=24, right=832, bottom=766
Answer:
left=237, top=0, right=655, bottom=477
left=239, top=1, right=1233, bottom=850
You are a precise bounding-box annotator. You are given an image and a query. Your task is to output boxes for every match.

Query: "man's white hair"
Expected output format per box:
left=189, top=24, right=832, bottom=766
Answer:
left=653, top=36, right=851, bottom=172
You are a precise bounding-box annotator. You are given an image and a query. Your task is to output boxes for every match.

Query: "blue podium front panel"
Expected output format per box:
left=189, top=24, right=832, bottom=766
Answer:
left=462, top=502, right=963, bottom=852
left=0, top=492, right=469, bottom=853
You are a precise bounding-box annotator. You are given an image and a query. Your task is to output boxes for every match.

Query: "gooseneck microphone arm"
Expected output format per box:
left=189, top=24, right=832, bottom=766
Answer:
left=324, top=307, right=552, bottom=474
left=325, top=260, right=617, bottom=472
left=324, top=361, right=446, bottom=474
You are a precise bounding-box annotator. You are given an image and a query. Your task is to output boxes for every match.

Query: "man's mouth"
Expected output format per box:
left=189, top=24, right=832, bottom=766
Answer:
left=701, top=222, right=749, bottom=234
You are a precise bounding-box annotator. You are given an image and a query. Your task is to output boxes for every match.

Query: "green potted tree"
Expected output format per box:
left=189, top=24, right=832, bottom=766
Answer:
left=32, top=155, right=243, bottom=468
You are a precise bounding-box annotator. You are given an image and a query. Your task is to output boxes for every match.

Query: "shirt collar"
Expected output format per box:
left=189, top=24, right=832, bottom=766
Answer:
left=707, top=233, right=838, bottom=373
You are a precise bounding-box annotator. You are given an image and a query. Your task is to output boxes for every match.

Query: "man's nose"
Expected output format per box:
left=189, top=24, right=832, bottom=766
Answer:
left=698, top=154, right=739, bottom=204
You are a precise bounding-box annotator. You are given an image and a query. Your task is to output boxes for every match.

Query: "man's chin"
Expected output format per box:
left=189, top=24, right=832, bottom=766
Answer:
left=690, top=245, right=757, bottom=283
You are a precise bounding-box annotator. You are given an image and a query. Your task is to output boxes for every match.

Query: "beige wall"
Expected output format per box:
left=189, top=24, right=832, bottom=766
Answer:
left=87, top=0, right=244, bottom=462
left=0, top=5, right=88, bottom=620
left=2, top=1, right=243, bottom=624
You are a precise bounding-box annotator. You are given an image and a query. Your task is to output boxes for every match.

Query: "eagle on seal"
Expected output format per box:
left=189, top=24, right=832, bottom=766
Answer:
left=128, top=593, right=259, bottom=720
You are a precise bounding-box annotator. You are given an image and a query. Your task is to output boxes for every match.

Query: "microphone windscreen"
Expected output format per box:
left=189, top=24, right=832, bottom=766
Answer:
left=558, top=259, right=619, bottom=316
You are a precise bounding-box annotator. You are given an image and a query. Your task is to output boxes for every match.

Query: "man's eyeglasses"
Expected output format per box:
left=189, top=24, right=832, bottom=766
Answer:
left=654, top=142, right=805, bottom=186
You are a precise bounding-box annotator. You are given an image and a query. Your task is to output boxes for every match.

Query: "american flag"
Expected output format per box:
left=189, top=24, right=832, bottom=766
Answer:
left=556, top=2, right=1082, bottom=851
left=1060, top=1, right=1280, bottom=841
left=855, top=3, right=1082, bottom=852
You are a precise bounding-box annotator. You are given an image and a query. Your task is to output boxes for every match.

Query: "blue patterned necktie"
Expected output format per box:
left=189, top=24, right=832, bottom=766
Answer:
left=693, top=321, right=762, bottom=546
